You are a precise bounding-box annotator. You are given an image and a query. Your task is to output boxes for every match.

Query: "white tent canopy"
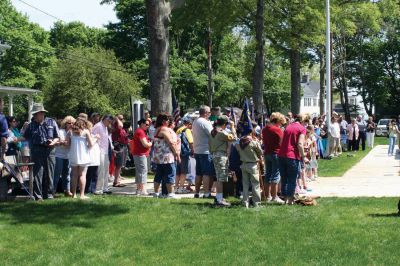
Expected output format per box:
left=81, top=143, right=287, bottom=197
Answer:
left=0, top=86, right=40, bottom=119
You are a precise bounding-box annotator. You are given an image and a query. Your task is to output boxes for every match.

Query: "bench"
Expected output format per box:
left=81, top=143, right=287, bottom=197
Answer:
left=0, top=155, right=34, bottom=201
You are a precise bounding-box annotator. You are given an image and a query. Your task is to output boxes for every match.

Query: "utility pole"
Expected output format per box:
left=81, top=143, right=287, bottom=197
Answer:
left=325, top=0, right=332, bottom=157
left=207, top=24, right=214, bottom=108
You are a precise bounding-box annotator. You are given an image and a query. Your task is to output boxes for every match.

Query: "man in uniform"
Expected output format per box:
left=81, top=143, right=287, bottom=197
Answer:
left=24, top=103, right=59, bottom=201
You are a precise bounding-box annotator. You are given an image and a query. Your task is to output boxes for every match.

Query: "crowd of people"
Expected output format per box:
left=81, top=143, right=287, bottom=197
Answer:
left=1, top=96, right=400, bottom=206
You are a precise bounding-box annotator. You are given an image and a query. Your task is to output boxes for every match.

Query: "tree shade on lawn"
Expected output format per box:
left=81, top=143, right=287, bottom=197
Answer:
left=0, top=197, right=399, bottom=265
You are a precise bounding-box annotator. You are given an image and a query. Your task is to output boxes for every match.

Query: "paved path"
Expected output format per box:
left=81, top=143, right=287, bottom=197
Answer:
left=111, top=145, right=400, bottom=198
left=310, top=145, right=400, bottom=197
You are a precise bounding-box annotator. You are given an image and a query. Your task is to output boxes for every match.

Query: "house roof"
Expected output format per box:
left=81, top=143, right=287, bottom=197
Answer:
left=0, top=86, right=39, bottom=95
left=301, top=81, right=320, bottom=97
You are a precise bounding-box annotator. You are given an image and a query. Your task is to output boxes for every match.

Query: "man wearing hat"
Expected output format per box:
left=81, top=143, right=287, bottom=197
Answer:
left=209, top=115, right=236, bottom=206
left=24, top=103, right=59, bottom=201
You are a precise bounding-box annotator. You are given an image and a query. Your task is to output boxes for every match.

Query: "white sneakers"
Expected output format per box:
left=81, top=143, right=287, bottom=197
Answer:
left=266, top=196, right=285, bottom=205
left=270, top=197, right=285, bottom=205
left=136, top=190, right=149, bottom=196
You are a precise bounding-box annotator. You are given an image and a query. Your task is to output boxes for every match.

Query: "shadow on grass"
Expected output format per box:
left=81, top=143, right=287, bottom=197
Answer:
left=368, top=213, right=400, bottom=218
left=0, top=201, right=130, bottom=228
left=170, top=199, right=279, bottom=209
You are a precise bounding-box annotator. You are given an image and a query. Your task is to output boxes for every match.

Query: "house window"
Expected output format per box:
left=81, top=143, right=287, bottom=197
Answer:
left=304, top=98, right=312, bottom=107
left=313, top=98, right=317, bottom=106
left=349, top=98, right=356, bottom=105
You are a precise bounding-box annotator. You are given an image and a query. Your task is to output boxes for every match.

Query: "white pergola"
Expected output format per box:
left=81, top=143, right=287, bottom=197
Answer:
left=0, top=86, right=39, bottom=119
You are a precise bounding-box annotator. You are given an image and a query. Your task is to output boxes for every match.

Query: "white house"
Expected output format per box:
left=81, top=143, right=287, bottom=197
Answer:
left=300, top=75, right=370, bottom=117
left=300, top=75, right=321, bottom=116
left=332, top=87, right=370, bottom=117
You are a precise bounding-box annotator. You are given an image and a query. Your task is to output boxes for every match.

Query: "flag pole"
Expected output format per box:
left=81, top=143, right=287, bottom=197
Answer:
left=325, top=0, right=331, bottom=157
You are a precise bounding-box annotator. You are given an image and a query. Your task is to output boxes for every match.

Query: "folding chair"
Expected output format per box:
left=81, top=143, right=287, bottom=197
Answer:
left=1, top=155, right=35, bottom=200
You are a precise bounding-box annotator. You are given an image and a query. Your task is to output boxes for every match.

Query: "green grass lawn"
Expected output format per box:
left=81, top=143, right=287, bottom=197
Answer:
left=1, top=197, right=399, bottom=265
left=318, top=136, right=388, bottom=177
left=374, top=136, right=389, bottom=146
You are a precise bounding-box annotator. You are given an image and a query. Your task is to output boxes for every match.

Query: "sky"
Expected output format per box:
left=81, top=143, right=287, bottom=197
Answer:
left=10, top=0, right=118, bottom=30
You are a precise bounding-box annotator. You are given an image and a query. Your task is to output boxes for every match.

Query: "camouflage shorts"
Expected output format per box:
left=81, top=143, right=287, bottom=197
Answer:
left=212, top=153, right=229, bottom=182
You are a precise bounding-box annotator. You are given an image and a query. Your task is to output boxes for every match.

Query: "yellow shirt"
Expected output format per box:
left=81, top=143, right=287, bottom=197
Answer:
left=176, top=126, right=193, bottom=144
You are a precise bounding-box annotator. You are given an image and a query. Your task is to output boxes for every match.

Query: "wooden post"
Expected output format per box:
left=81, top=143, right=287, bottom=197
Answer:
left=8, top=94, right=13, bottom=116
left=27, top=95, right=33, bottom=120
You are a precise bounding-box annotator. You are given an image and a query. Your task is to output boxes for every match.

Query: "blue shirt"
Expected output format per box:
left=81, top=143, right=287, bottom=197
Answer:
left=0, top=113, right=8, bottom=138
left=228, top=141, right=241, bottom=172
left=24, top=117, right=59, bottom=146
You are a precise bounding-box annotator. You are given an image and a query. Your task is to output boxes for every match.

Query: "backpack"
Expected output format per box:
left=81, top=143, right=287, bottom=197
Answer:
left=178, top=128, right=191, bottom=156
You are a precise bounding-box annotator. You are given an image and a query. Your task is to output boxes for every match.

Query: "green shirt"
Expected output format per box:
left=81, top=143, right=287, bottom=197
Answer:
left=209, top=130, right=234, bottom=154
left=235, top=139, right=263, bottom=163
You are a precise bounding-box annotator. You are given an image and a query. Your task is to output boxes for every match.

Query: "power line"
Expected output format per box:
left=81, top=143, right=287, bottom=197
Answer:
left=3, top=38, right=132, bottom=74
left=13, top=0, right=141, bottom=56
left=15, top=0, right=64, bottom=22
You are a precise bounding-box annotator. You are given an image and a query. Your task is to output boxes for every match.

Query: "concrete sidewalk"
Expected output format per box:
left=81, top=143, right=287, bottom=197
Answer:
left=110, top=145, right=400, bottom=199
left=310, top=145, right=400, bottom=197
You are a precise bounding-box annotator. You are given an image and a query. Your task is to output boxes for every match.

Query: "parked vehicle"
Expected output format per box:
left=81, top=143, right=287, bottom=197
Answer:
left=376, top=119, right=391, bottom=136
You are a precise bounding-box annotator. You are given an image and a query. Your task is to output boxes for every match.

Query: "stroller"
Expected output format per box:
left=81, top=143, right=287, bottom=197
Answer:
left=1, top=156, right=35, bottom=200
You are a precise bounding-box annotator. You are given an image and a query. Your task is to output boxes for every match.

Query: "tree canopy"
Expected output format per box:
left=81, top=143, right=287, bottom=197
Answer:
left=1, top=0, right=399, bottom=119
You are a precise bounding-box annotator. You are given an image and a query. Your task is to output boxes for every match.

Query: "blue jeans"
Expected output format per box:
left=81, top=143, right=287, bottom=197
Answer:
left=53, top=157, right=71, bottom=193
left=154, top=163, right=176, bottom=185
left=265, top=153, right=280, bottom=184
left=194, top=154, right=215, bottom=176
left=278, top=157, right=300, bottom=197
left=388, top=136, right=397, bottom=155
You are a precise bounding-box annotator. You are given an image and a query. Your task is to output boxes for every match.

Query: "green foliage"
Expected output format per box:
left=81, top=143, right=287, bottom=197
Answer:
left=263, top=46, right=291, bottom=114
left=0, top=0, right=55, bottom=90
left=212, top=33, right=250, bottom=107
left=102, top=0, right=148, bottom=63
left=43, top=47, right=140, bottom=118
left=172, top=0, right=246, bottom=35
left=50, top=21, right=107, bottom=49
left=265, top=0, right=326, bottom=51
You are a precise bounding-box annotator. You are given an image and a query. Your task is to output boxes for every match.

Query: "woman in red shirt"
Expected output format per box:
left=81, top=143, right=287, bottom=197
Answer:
left=262, top=112, right=286, bottom=204
left=131, top=119, right=152, bottom=195
left=277, top=113, right=310, bottom=205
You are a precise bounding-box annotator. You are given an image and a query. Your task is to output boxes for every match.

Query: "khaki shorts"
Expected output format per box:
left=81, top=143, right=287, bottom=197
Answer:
left=212, top=153, right=229, bottom=182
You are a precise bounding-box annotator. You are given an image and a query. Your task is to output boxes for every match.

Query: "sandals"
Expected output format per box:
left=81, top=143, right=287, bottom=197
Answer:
left=113, top=183, right=126, bottom=187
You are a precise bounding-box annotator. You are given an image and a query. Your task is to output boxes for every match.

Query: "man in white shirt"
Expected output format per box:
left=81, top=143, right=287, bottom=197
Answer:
left=191, top=105, right=214, bottom=198
left=93, top=115, right=113, bottom=195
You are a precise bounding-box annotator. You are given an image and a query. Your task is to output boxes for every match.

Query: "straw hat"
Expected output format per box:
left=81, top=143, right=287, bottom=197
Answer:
left=31, top=103, right=48, bottom=115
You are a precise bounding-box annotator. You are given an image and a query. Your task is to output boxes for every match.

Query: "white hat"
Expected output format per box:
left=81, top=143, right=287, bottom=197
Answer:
left=31, top=103, right=48, bottom=115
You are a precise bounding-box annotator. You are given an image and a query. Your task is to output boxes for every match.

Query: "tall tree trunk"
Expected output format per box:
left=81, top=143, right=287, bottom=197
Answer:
left=146, top=0, right=172, bottom=115
left=207, top=24, right=213, bottom=107
left=289, top=49, right=301, bottom=114
left=340, top=72, right=351, bottom=121
left=252, top=0, right=265, bottom=115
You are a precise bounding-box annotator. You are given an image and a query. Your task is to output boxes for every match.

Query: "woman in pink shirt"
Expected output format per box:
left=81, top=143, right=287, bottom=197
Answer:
left=347, top=118, right=359, bottom=151
left=277, top=113, right=310, bottom=205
